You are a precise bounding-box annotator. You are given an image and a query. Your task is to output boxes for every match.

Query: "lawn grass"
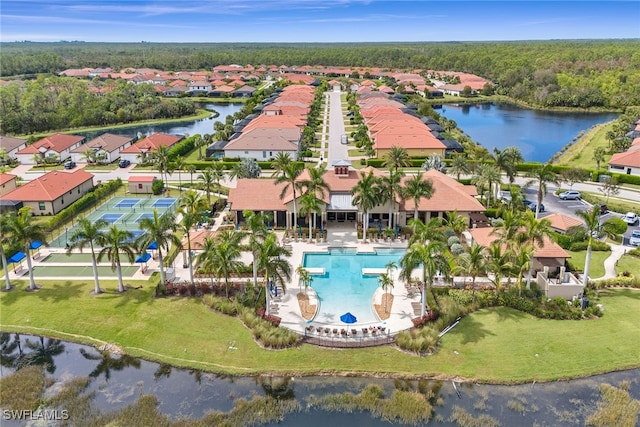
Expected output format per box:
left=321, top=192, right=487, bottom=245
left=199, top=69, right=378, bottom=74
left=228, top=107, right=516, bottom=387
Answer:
left=567, top=249, right=609, bottom=278
left=1, top=280, right=639, bottom=383
left=616, top=254, right=640, bottom=277
left=556, top=122, right=613, bottom=169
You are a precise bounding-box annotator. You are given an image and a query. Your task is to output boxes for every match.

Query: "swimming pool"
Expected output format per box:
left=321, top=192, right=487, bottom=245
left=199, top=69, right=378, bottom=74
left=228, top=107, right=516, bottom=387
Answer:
left=302, top=248, right=405, bottom=324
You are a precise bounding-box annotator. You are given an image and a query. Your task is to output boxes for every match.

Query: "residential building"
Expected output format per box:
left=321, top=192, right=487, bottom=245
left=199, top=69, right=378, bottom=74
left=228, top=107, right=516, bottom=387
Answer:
left=15, top=133, right=85, bottom=165
left=0, top=173, right=18, bottom=196
left=119, top=133, right=183, bottom=164
left=0, top=136, right=27, bottom=160
left=0, top=170, right=94, bottom=215
left=70, top=133, right=135, bottom=164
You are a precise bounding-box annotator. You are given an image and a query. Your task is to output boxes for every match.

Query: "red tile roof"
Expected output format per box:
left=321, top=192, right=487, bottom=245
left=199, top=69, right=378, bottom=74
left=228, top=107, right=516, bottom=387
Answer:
left=400, top=170, right=484, bottom=213
left=609, top=149, right=640, bottom=168
left=0, top=173, right=17, bottom=186
left=128, top=176, right=156, bottom=183
left=469, top=227, right=570, bottom=259
left=17, top=133, right=84, bottom=155
left=228, top=179, right=289, bottom=211
left=545, top=213, right=584, bottom=233
left=120, top=133, right=183, bottom=154
left=1, top=170, right=93, bottom=202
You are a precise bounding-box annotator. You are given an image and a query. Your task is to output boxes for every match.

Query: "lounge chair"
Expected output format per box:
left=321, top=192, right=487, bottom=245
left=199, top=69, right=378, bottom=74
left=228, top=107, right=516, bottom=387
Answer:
left=324, top=328, right=330, bottom=335
left=333, top=328, right=338, bottom=335
left=351, top=329, right=358, bottom=336
left=316, top=327, right=323, bottom=334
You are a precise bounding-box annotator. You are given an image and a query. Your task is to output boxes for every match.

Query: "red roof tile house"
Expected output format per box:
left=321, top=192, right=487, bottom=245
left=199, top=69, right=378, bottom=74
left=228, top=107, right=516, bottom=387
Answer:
left=15, top=133, right=86, bottom=165
left=608, top=142, right=640, bottom=177
left=119, top=133, right=183, bottom=164
left=227, top=162, right=485, bottom=230
left=0, top=173, right=18, bottom=196
left=70, top=133, right=135, bottom=164
left=223, top=128, right=301, bottom=161
left=0, top=136, right=27, bottom=159
left=0, top=170, right=94, bottom=215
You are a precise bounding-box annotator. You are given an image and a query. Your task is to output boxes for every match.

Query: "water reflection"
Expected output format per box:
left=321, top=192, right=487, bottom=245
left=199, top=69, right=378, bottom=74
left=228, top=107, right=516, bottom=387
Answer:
left=0, top=333, right=638, bottom=426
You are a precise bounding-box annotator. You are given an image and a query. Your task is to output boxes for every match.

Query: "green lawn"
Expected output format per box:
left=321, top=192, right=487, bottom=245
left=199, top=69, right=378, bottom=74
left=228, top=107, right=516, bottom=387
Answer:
left=616, top=254, right=640, bottom=277
left=556, top=122, right=613, bottom=169
left=1, top=280, right=639, bottom=383
left=567, top=249, right=610, bottom=278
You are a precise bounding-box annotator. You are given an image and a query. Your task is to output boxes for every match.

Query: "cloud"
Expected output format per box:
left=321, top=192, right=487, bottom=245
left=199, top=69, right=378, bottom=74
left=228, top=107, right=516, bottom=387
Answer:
left=2, top=14, right=194, bottom=29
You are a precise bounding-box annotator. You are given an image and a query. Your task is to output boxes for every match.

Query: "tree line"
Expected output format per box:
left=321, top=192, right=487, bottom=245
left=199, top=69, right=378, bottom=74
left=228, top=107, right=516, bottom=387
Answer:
left=1, top=40, right=639, bottom=109
left=0, top=76, right=196, bottom=135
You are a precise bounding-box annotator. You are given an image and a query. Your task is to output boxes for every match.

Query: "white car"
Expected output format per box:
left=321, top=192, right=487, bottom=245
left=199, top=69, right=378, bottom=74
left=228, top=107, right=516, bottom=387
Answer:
left=622, top=212, right=639, bottom=225
left=559, top=190, right=581, bottom=200
left=630, top=230, right=640, bottom=246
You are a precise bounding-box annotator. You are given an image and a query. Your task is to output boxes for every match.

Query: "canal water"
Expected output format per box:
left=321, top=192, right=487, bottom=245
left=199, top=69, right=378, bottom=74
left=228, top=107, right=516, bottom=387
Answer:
left=437, top=103, right=618, bottom=163
left=1, top=334, right=638, bottom=426
left=75, top=103, right=244, bottom=140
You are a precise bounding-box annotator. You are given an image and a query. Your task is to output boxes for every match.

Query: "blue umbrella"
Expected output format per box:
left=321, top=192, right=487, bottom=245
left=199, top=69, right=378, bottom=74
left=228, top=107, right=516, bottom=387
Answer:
left=340, top=312, right=357, bottom=324
left=135, top=252, right=151, bottom=263
left=8, top=252, right=26, bottom=264
left=146, top=241, right=158, bottom=250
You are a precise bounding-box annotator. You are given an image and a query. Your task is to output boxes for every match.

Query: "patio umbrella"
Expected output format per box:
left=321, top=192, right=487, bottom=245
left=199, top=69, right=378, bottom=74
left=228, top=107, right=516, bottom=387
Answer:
left=340, top=312, right=357, bottom=324
left=8, top=251, right=26, bottom=272
left=146, top=241, right=157, bottom=250
left=29, top=240, right=43, bottom=258
left=135, top=252, right=151, bottom=263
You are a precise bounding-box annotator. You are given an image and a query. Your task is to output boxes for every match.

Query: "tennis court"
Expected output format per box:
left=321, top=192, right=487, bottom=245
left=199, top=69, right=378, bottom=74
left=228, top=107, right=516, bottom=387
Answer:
left=99, top=213, right=123, bottom=224
left=48, top=196, right=178, bottom=248
left=115, top=199, right=140, bottom=208
left=152, top=198, right=176, bottom=208
left=32, top=265, right=139, bottom=277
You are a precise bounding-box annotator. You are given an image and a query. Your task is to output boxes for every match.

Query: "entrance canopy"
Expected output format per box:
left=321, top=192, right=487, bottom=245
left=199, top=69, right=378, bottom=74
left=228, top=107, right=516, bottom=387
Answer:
left=328, top=194, right=356, bottom=211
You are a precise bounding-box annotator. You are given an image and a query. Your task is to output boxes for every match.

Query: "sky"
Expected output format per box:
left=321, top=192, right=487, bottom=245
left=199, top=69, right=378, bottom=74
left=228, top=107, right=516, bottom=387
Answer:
left=1, top=1, right=639, bottom=43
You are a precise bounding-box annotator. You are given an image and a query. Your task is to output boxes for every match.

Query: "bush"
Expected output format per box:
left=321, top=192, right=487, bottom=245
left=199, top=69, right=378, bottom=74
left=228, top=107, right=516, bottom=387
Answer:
left=450, top=243, right=464, bottom=255
left=568, top=240, right=611, bottom=251
left=447, top=236, right=460, bottom=247
left=592, top=275, right=640, bottom=289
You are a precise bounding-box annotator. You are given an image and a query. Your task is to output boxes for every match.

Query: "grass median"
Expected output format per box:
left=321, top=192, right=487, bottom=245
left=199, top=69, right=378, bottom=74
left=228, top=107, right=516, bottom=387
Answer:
left=1, top=280, right=638, bottom=383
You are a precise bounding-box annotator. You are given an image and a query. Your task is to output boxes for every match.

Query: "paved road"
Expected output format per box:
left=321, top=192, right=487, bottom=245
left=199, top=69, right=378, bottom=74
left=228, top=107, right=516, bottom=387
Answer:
left=325, top=90, right=348, bottom=165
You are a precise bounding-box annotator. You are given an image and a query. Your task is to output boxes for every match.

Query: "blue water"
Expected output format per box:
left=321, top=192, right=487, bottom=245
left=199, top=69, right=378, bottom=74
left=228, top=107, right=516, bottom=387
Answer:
left=303, top=248, right=404, bottom=324
left=437, top=103, right=617, bottom=162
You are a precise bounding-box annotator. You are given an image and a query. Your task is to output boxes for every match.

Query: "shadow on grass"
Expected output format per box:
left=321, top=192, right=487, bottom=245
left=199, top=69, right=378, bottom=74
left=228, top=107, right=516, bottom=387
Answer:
left=597, top=288, right=640, bottom=301
left=494, top=306, right=530, bottom=323
left=101, top=286, right=155, bottom=309
left=0, top=281, right=85, bottom=305
left=449, top=315, right=495, bottom=345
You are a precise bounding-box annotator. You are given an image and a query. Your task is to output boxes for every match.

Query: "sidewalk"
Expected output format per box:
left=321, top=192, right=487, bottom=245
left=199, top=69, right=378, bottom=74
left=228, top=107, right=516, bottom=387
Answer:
left=595, top=243, right=630, bottom=280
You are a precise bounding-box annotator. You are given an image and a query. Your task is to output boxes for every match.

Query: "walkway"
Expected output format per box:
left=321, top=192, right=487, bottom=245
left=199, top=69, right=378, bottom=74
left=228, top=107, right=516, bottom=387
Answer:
left=595, top=243, right=629, bottom=280
left=325, top=90, right=349, bottom=164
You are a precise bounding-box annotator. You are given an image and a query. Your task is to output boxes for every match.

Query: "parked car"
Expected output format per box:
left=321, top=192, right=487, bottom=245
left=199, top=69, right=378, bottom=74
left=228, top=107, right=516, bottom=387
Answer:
left=529, top=202, right=545, bottom=212
left=64, top=161, right=76, bottom=169
left=118, top=159, right=131, bottom=168
left=622, top=212, right=639, bottom=225
left=597, top=204, right=608, bottom=215
left=630, top=230, right=640, bottom=246
left=559, top=190, right=581, bottom=200
left=523, top=199, right=533, bottom=207
left=340, top=134, right=348, bottom=144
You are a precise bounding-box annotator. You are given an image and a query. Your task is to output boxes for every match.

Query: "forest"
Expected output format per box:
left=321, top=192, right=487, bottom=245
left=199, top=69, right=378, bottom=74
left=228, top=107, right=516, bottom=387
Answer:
left=0, top=76, right=196, bottom=135
left=0, top=40, right=639, bottom=134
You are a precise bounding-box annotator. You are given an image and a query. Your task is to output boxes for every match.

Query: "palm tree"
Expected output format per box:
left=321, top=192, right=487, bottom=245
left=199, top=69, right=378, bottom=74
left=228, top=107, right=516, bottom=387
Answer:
left=485, top=243, right=513, bottom=294
left=296, top=265, right=312, bottom=294
left=152, top=145, right=171, bottom=184
left=379, top=169, right=404, bottom=228
left=454, top=243, right=487, bottom=291
left=407, top=217, right=444, bottom=246
left=243, top=210, right=271, bottom=287
left=5, top=207, right=47, bottom=291
left=298, top=192, right=322, bottom=242
left=403, top=174, right=435, bottom=221
left=211, top=162, right=226, bottom=199
left=300, top=166, right=330, bottom=201
left=473, top=163, right=502, bottom=206
left=517, top=210, right=552, bottom=289
left=575, top=207, right=622, bottom=287
left=271, top=152, right=293, bottom=176
left=378, top=273, right=394, bottom=313
left=273, top=162, right=303, bottom=230
left=383, top=145, right=411, bottom=173
left=97, top=226, right=136, bottom=293
left=0, top=211, right=16, bottom=291
left=512, top=246, right=535, bottom=295
left=493, top=147, right=523, bottom=184
left=400, top=240, right=450, bottom=317
left=525, top=163, right=559, bottom=219
left=185, top=164, right=197, bottom=186
left=196, top=231, right=244, bottom=298
left=198, top=167, right=216, bottom=205
left=593, top=147, right=606, bottom=170
left=351, top=170, right=380, bottom=243
left=194, top=134, right=207, bottom=160
left=448, top=154, right=470, bottom=181
left=442, top=210, right=467, bottom=236
left=178, top=190, right=208, bottom=285
left=258, top=233, right=292, bottom=316
left=67, top=217, right=109, bottom=294
left=136, top=210, right=181, bottom=287
left=491, top=209, right=524, bottom=251
left=173, top=155, right=186, bottom=193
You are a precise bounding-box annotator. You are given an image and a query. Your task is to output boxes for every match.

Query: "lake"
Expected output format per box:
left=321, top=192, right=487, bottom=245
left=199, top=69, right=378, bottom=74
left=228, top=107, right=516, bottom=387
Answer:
left=1, top=333, right=638, bottom=426
left=76, top=103, right=244, bottom=140
left=437, top=103, right=618, bottom=162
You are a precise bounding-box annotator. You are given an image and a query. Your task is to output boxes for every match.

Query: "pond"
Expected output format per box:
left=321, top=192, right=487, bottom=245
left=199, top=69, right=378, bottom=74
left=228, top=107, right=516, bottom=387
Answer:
left=437, top=103, right=618, bottom=162
left=1, top=333, right=638, bottom=426
left=75, top=103, right=244, bottom=140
